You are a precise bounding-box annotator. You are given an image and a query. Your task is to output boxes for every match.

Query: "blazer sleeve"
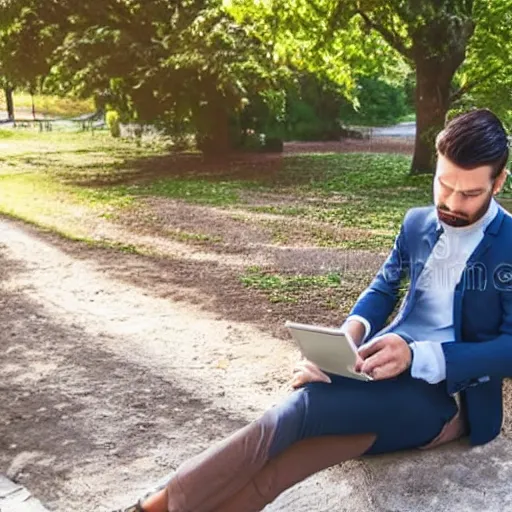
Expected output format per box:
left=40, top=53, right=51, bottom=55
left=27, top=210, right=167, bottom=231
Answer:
left=349, top=216, right=410, bottom=340
left=443, top=289, right=512, bottom=394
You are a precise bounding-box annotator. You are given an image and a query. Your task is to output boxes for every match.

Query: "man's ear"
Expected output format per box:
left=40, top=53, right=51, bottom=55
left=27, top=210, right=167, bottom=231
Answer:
left=493, top=168, right=509, bottom=195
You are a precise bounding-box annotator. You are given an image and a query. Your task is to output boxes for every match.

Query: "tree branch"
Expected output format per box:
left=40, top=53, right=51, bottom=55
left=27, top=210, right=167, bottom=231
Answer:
left=356, top=9, right=413, bottom=60
left=450, top=66, right=501, bottom=102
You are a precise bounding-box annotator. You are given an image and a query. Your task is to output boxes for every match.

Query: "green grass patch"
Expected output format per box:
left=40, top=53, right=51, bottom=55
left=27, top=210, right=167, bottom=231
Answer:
left=0, top=132, right=149, bottom=237
left=1, top=129, right=19, bottom=139
left=134, top=179, right=241, bottom=205
left=241, top=267, right=344, bottom=304
left=2, top=130, right=509, bottom=257
left=238, top=153, right=435, bottom=231
left=399, top=113, right=416, bottom=123
left=1, top=92, right=95, bottom=118
left=239, top=266, right=376, bottom=311
left=312, top=230, right=395, bottom=250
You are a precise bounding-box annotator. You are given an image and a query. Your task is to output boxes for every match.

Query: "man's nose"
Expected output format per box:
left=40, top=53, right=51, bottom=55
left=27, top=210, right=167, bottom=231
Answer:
left=444, top=191, right=463, bottom=213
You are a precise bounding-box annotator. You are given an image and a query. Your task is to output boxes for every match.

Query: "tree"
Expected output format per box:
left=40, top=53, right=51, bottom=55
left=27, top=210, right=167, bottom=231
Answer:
left=450, top=1, right=512, bottom=129
left=231, top=0, right=512, bottom=174
left=3, top=0, right=510, bottom=166
left=3, top=85, right=14, bottom=119
left=348, top=1, right=512, bottom=173
left=0, top=0, right=285, bottom=155
left=0, top=0, right=19, bottom=120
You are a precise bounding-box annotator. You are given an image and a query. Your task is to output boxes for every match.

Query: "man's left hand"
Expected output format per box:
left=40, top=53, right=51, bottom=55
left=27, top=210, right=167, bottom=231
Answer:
left=355, top=333, right=412, bottom=380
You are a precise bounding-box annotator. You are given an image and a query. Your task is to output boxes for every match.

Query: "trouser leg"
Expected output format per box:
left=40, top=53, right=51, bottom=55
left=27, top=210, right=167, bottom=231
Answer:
left=165, top=374, right=457, bottom=512
left=165, top=388, right=311, bottom=512
left=212, top=433, right=376, bottom=512
left=166, top=407, right=281, bottom=512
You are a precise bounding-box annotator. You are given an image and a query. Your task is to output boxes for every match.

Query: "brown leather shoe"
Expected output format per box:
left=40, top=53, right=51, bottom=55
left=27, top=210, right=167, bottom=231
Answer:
left=112, top=500, right=145, bottom=512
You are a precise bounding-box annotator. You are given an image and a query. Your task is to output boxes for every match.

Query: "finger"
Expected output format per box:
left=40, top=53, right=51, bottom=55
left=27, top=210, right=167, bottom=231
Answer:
left=310, top=364, right=332, bottom=383
left=304, top=367, right=331, bottom=383
left=290, top=376, right=302, bottom=389
left=370, top=362, right=398, bottom=381
left=300, top=361, right=331, bottom=382
left=303, top=360, right=322, bottom=372
left=358, top=338, right=386, bottom=359
left=291, top=368, right=331, bottom=388
left=354, top=354, right=364, bottom=372
left=361, top=350, right=393, bottom=375
left=290, top=371, right=309, bottom=388
left=315, top=370, right=332, bottom=383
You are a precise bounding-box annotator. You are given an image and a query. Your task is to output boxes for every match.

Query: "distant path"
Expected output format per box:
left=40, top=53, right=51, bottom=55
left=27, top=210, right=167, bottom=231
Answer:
left=371, top=121, right=416, bottom=138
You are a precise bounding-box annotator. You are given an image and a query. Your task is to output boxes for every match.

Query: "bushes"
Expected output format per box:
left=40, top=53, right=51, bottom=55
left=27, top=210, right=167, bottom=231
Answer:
left=339, top=76, right=410, bottom=126
left=106, top=110, right=121, bottom=138
left=284, top=74, right=344, bottom=141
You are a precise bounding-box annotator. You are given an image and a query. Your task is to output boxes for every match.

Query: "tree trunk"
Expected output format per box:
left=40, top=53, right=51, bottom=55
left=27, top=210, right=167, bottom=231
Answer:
left=31, top=92, right=36, bottom=120
left=410, top=62, right=453, bottom=175
left=4, top=87, right=15, bottom=121
left=196, top=91, right=233, bottom=158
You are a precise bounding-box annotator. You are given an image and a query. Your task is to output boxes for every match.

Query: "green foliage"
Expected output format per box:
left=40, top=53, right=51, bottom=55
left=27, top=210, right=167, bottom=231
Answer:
left=452, top=0, right=512, bottom=123
left=284, top=73, right=345, bottom=140
left=339, top=76, right=409, bottom=126
left=231, top=0, right=512, bottom=172
left=106, top=110, right=121, bottom=138
left=1, top=0, right=286, bottom=154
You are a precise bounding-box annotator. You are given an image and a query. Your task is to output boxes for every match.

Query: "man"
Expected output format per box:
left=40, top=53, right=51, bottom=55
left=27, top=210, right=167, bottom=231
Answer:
left=119, top=109, right=511, bottom=512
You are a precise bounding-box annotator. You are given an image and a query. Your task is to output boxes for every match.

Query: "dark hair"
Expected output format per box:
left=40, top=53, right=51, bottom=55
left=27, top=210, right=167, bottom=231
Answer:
left=436, top=108, right=509, bottom=179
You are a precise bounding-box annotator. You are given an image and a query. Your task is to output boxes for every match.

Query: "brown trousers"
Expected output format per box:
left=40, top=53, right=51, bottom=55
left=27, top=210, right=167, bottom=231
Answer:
left=165, top=405, right=465, bottom=512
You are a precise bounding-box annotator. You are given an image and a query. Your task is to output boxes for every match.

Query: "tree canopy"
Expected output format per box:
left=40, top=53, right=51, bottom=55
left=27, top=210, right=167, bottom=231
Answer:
left=1, top=0, right=511, bottom=170
left=230, top=0, right=512, bottom=172
left=1, top=0, right=287, bottom=152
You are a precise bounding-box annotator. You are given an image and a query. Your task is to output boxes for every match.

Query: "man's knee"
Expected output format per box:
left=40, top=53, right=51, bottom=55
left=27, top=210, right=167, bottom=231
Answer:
left=264, top=389, right=308, bottom=459
left=252, top=462, right=279, bottom=503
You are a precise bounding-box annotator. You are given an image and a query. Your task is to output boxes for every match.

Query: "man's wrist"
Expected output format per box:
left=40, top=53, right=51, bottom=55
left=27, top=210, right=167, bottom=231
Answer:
left=343, top=320, right=366, bottom=346
left=341, top=316, right=370, bottom=346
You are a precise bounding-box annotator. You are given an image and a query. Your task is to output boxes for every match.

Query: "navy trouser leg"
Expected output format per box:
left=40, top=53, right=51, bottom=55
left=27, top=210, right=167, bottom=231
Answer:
left=269, top=372, right=459, bottom=457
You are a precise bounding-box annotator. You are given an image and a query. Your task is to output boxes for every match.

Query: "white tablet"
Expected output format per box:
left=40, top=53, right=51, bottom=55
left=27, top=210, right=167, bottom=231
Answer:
left=285, top=321, right=372, bottom=381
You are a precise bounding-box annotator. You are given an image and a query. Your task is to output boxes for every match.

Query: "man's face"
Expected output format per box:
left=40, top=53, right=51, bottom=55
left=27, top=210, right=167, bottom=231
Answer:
left=433, top=154, right=504, bottom=227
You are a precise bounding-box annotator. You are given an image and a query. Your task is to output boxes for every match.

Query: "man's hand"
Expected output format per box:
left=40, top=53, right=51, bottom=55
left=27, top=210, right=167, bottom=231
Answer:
left=290, top=359, right=332, bottom=389
left=355, top=333, right=412, bottom=380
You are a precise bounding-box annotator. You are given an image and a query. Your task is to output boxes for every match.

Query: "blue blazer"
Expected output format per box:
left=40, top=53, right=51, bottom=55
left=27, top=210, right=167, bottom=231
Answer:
left=350, top=204, right=512, bottom=445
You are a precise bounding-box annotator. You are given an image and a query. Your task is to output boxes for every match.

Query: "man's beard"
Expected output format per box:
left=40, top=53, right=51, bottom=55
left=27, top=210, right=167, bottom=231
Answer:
left=437, top=191, right=494, bottom=228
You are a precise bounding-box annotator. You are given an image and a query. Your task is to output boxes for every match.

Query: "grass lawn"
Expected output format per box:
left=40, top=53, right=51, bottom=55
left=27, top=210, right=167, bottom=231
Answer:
left=0, top=92, right=95, bottom=118
left=2, top=129, right=510, bottom=312
left=0, top=129, right=438, bottom=234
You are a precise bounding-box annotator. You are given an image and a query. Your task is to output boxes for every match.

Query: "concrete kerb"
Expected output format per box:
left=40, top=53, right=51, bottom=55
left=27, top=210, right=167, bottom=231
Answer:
left=0, top=475, right=49, bottom=512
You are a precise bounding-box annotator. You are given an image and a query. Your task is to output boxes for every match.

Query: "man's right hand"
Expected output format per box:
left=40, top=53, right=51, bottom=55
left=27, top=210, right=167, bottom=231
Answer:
left=290, top=359, right=332, bottom=389
left=290, top=319, right=367, bottom=389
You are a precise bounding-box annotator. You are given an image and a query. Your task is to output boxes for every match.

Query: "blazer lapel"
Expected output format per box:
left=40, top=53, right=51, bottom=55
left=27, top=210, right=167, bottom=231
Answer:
left=467, top=206, right=505, bottom=264
left=412, top=213, right=443, bottom=282
left=454, top=205, right=505, bottom=342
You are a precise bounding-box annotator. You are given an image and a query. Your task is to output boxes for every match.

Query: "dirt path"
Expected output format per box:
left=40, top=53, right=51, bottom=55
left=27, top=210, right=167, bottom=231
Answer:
left=0, top=217, right=375, bottom=511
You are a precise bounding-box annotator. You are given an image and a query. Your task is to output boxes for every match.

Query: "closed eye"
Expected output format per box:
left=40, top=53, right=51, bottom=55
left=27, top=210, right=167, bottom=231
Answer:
left=461, top=191, right=483, bottom=198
